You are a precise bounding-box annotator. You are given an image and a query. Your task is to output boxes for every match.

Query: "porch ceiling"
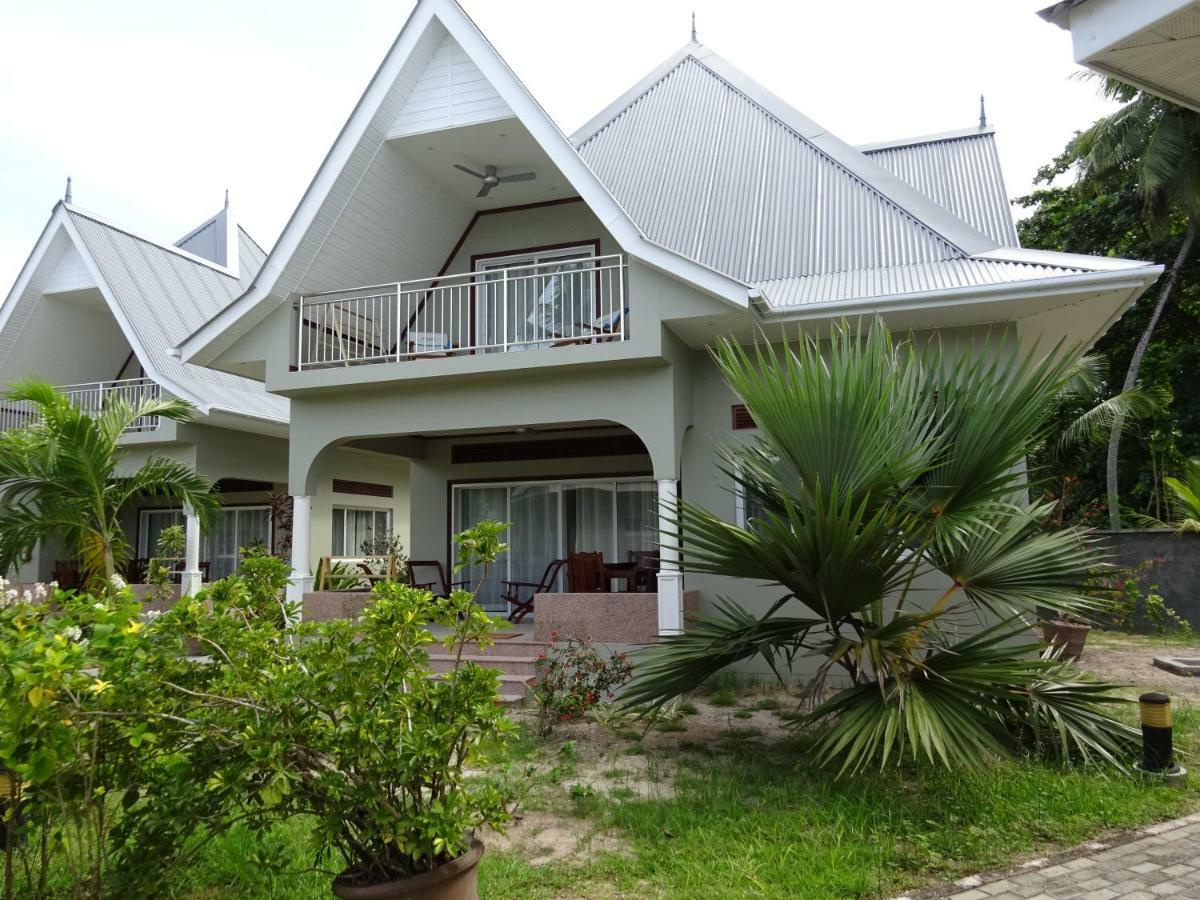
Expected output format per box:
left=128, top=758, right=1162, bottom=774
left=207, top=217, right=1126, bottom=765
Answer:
left=345, top=422, right=631, bottom=456
left=390, top=117, right=576, bottom=210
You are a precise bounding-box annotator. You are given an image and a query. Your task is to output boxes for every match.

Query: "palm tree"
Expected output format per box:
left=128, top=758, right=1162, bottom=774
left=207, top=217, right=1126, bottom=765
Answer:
left=0, top=379, right=220, bottom=585
left=1069, top=80, right=1200, bottom=529
left=623, top=324, right=1137, bottom=773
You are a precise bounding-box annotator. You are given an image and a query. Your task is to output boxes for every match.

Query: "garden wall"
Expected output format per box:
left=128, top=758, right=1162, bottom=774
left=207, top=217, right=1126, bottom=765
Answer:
left=1095, top=529, right=1200, bottom=630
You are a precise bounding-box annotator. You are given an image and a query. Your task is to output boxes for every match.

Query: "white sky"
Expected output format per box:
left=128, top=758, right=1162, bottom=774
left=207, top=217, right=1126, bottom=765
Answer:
left=0, top=0, right=1115, bottom=292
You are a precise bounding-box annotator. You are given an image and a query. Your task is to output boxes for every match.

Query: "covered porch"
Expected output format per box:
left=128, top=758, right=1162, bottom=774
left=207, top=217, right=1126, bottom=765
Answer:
left=291, top=412, right=689, bottom=641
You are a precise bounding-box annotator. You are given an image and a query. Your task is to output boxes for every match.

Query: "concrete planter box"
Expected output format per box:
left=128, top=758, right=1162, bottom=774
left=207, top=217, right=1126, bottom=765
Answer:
left=532, top=590, right=699, bottom=645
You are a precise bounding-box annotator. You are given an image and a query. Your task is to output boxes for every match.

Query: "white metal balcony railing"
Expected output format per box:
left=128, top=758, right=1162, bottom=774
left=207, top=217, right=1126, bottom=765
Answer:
left=296, top=253, right=628, bottom=369
left=0, top=377, right=162, bottom=433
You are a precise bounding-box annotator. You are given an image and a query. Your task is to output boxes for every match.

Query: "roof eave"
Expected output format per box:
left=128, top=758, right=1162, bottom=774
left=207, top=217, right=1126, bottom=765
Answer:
left=757, top=264, right=1164, bottom=319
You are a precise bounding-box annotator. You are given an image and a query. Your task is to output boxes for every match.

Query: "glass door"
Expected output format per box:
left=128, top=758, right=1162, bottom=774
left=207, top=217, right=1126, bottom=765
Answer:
left=475, top=247, right=595, bottom=351
left=509, top=484, right=562, bottom=594
left=455, top=486, right=508, bottom=610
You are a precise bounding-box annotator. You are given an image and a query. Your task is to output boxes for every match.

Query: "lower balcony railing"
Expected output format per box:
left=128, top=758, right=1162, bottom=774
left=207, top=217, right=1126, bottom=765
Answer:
left=297, top=252, right=627, bottom=369
left=0, top=377, right=162, bottom=433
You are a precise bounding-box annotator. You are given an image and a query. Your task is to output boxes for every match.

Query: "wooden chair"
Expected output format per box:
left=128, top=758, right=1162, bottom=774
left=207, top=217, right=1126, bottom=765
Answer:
left=628, top=550, right=660, bottom=592
left=567, top=551, right=607, bottom=592
left=406, top=560, right=468, bottom=598
left=501, top=559, right=566, bottom=624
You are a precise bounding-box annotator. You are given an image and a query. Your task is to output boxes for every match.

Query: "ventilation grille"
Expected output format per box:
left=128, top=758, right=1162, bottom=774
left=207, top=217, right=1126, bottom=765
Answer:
left=731, top=404, right=756, bottom=430
left=213, top=478, right=274, bottom=494
left=332, top=479, right=394, bottom=498
left=452, top=434, right=647, bottom=465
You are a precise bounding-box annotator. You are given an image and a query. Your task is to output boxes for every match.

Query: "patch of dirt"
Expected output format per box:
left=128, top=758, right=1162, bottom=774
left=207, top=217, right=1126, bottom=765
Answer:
left=486, top=809, right=628, bottom=867
left=1080, top=633, right=1200, bottom=697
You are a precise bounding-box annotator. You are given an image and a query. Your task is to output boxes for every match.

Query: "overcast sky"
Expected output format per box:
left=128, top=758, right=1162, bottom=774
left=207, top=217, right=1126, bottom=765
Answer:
left=0, top=0, right=1116, bottom=292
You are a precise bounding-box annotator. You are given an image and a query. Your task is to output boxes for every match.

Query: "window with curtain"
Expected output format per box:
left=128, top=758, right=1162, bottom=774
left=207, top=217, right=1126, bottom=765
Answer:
left=137, top=506, right=272, bottom=579
left=331, top=507, right=391, bottom=556
left=476, top=247, right=595, bottom=350
left=453, top=478, right=658, bottom=611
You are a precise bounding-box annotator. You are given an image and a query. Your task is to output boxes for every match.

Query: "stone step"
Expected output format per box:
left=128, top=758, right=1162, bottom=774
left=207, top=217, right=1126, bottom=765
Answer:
left=497, top=673, right=534, bottom=699
left=428, top=653, right=539, bottom=677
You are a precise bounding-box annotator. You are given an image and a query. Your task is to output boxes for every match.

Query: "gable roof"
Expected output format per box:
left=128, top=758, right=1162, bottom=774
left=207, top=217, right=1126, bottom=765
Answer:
left=857, top=127, right=1020, bottom=248
left=178, top=0, right=752, bottom=368
left=572, top=42, right=1160, bottom=311
left=0, top=202, right=287, bottom=425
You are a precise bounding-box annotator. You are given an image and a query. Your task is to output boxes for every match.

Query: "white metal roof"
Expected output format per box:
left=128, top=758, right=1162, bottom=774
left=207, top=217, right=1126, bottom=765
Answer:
left=574, top=43, right=1157, bottom=311
left=858, top=127, right=1020, bottom=248
left=0, top=201, right=287, bottom=425
left=63, top=206, right=286, bottom=423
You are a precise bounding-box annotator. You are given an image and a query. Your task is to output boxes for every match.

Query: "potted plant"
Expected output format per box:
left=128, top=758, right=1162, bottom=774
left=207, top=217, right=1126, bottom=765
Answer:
left=1040, top=615, right=1092, bottom=660
left=156, top=521, right=513, bottom=900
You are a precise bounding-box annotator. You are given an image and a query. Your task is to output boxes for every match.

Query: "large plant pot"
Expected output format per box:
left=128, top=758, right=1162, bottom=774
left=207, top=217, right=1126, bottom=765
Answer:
left=332, top=839, right=483, bottom=900
left=1041, top=620, right=1091, bottom=660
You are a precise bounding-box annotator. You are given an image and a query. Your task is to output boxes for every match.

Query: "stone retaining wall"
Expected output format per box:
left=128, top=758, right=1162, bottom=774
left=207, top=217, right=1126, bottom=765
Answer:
left=1095, top=529, right=1200, bottom=630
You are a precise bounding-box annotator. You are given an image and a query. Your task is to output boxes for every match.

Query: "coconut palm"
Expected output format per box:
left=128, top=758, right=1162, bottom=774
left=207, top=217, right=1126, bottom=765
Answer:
left=0, top=379, right=219, bottom=585
left=1069, top=80, right=1200, bottom=529
left=623, top=324, right=1138, bottom=773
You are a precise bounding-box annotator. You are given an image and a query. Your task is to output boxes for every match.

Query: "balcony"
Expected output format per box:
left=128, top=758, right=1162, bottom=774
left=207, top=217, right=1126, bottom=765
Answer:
left=0, top=377, right=162, bottom=433
left=297, top=253, right=627, bottom=370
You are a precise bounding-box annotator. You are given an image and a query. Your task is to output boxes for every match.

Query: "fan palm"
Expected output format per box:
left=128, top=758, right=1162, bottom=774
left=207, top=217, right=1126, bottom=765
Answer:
left=623, top=323, right=1138, bottom=773
left=1069, top=79, right=1200, bottom=529
left=0, top=379, right=220, bottom=585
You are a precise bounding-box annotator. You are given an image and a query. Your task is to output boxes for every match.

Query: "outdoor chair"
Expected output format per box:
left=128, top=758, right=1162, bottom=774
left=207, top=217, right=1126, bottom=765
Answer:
left=628, top=550, right=660, bottom=592
left=551, top=307, right=629, bottom=347
left=406, top=559, right=468, bottom=598
left=500, top=558, right=566, bottom=623
left=567, top=551, right=607, bottom=592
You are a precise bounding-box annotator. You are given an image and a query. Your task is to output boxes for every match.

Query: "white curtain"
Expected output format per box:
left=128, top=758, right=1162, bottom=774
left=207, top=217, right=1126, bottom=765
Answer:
left=563, top=484, right=615, bottom=561
left=509, top=485, right=561, bottom=591
left=617, top=483, right=659, bottom=560
left=456, top=487, right=508, bottom=608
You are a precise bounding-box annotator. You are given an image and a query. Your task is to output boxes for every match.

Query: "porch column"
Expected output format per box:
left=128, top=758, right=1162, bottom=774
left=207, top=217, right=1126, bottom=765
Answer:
left=656, top=478, right=683, bottom=636
left=181, top=504, right=202, bottom=598
left=286, top=495, right=313, bottom=616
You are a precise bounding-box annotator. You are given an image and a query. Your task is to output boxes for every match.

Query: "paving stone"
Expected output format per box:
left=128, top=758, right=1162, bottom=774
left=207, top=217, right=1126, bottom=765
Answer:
left=950, top=891, right=987, bottom=900
left=1130, top=861, right=1164, bottom=874
left=1151, top=883, right=1183, bottom=895
left=1164, top=864, right=1197, bottom=877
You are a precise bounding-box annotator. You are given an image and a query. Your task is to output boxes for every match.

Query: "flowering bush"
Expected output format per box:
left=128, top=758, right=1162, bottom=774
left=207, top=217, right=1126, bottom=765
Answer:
left=1090, top=558, right=1191, bottom=635
left=0, top=576, right=195, bottom=899
left=531, top=634, right=634, bottom=736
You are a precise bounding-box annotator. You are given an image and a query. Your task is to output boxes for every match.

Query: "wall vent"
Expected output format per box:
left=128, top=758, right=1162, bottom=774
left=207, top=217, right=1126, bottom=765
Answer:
left=451, top=434, right=646, bottom=465
left=332, top=479, right=394, bottom=498
left=731, top=404, right=756, bottom=430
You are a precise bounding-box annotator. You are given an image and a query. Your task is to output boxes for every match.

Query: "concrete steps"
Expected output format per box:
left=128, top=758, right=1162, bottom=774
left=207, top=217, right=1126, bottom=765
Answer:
left=428, top=640, right=542, bottom=705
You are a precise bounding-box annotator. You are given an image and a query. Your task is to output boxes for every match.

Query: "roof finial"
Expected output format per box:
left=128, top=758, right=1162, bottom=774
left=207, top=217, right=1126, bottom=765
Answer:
left=224, top=188, right=229, bottom=209
left=979, top=93, right=987, bottom=129
left=64, top=176, right=72, bottom=205
left=691, top=11, right=697, bottom=43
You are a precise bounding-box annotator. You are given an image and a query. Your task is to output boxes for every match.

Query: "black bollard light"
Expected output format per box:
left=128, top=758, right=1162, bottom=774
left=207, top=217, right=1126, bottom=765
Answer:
left=1139, top=692, right=1174, bottom=773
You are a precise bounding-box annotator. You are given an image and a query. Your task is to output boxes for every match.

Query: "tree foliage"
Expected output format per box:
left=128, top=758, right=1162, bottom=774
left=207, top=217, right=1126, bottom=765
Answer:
left=624, top=323, right=1137, bottom=773
left=0, top=380, right=219, bottom=585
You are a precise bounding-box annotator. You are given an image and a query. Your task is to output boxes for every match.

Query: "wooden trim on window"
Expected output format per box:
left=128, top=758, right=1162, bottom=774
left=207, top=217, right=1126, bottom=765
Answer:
left=731, top=404, right=756, bottom=430
left=332, top=478, right=394, bottom=499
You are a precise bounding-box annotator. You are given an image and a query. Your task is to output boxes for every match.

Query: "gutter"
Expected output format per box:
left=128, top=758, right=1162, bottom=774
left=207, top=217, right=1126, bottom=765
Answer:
left=755, top=265, right=1164, bottom=319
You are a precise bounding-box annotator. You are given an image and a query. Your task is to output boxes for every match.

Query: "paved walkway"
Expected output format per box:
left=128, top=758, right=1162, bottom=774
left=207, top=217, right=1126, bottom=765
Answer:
left=896, top=813, right=1200, bottom=899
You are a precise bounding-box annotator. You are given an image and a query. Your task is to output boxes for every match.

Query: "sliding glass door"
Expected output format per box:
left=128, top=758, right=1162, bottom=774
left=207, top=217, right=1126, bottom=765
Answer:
left=453, top=477, right=657, bottom=613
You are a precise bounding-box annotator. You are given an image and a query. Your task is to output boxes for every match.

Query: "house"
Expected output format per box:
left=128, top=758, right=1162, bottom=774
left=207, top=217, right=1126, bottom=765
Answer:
left=0, top=195, right=409, bottom=591
left=171, top=0, right=1162, bottom=644
left=1039, top=0, right=1200, bottom=112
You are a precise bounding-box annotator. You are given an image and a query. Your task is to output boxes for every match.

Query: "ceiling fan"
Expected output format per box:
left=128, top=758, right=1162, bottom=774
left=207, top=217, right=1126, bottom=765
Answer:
left=453, top=163, right=536, bottom=198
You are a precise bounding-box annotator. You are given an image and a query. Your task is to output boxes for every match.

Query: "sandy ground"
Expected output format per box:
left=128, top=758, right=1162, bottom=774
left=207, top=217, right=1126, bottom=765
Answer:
left=1080, top=632, right=1200, bottom=698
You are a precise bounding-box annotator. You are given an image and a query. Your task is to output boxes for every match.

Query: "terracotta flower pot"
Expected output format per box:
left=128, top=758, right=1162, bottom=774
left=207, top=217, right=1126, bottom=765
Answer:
left=332, top=839, right=484, bottom=900
left=1041, top=620, right=1091, bottom=660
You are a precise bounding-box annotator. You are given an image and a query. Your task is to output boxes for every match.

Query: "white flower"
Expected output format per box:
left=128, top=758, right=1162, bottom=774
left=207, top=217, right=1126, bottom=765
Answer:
left=34, top=583, right=47, bottom=600
left=108, top=574, right=127, bottom=591
left=21, top=590, right=32, bottom=603
left=0, top=577, right=8, bottom=591
left=141, top=609, right=162, bottom=622
left=93, top=602, right=107, bottom=611
left=63, top=625, right=83, bottom=642
left=4, top=589, right=16, bottom=603
left=49, top=581, right=58, bottom=590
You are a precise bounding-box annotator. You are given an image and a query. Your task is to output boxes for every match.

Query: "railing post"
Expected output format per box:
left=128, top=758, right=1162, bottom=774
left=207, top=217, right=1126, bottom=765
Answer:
left=620, top=257, right=627, bottom=340
left=296, top=295, right=305, bottom=370
left=501, top=269, right=508, bottom=353
left=395, top=284, right=402, bottom=362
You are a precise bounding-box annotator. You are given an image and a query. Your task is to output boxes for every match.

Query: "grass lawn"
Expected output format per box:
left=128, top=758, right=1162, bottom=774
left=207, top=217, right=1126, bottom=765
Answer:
left=134, top=633, right=1200, bottom=898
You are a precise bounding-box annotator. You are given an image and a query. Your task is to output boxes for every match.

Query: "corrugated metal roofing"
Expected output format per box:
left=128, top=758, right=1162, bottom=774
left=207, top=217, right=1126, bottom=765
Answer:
left=860, top=130, right=1020, bottom=248
left=754, top=256, right=1089, bottom=308
left=66, top=208, right=287, bottom=423
left=576, top=55, right=964, bottom=284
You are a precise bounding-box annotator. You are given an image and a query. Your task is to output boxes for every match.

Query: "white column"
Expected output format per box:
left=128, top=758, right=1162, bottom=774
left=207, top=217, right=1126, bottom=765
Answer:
left=656, top=478, right=684, bottom=637
left=181, top=504, right=202, bottom=597
left=286, top=495, right=313, bottom=613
